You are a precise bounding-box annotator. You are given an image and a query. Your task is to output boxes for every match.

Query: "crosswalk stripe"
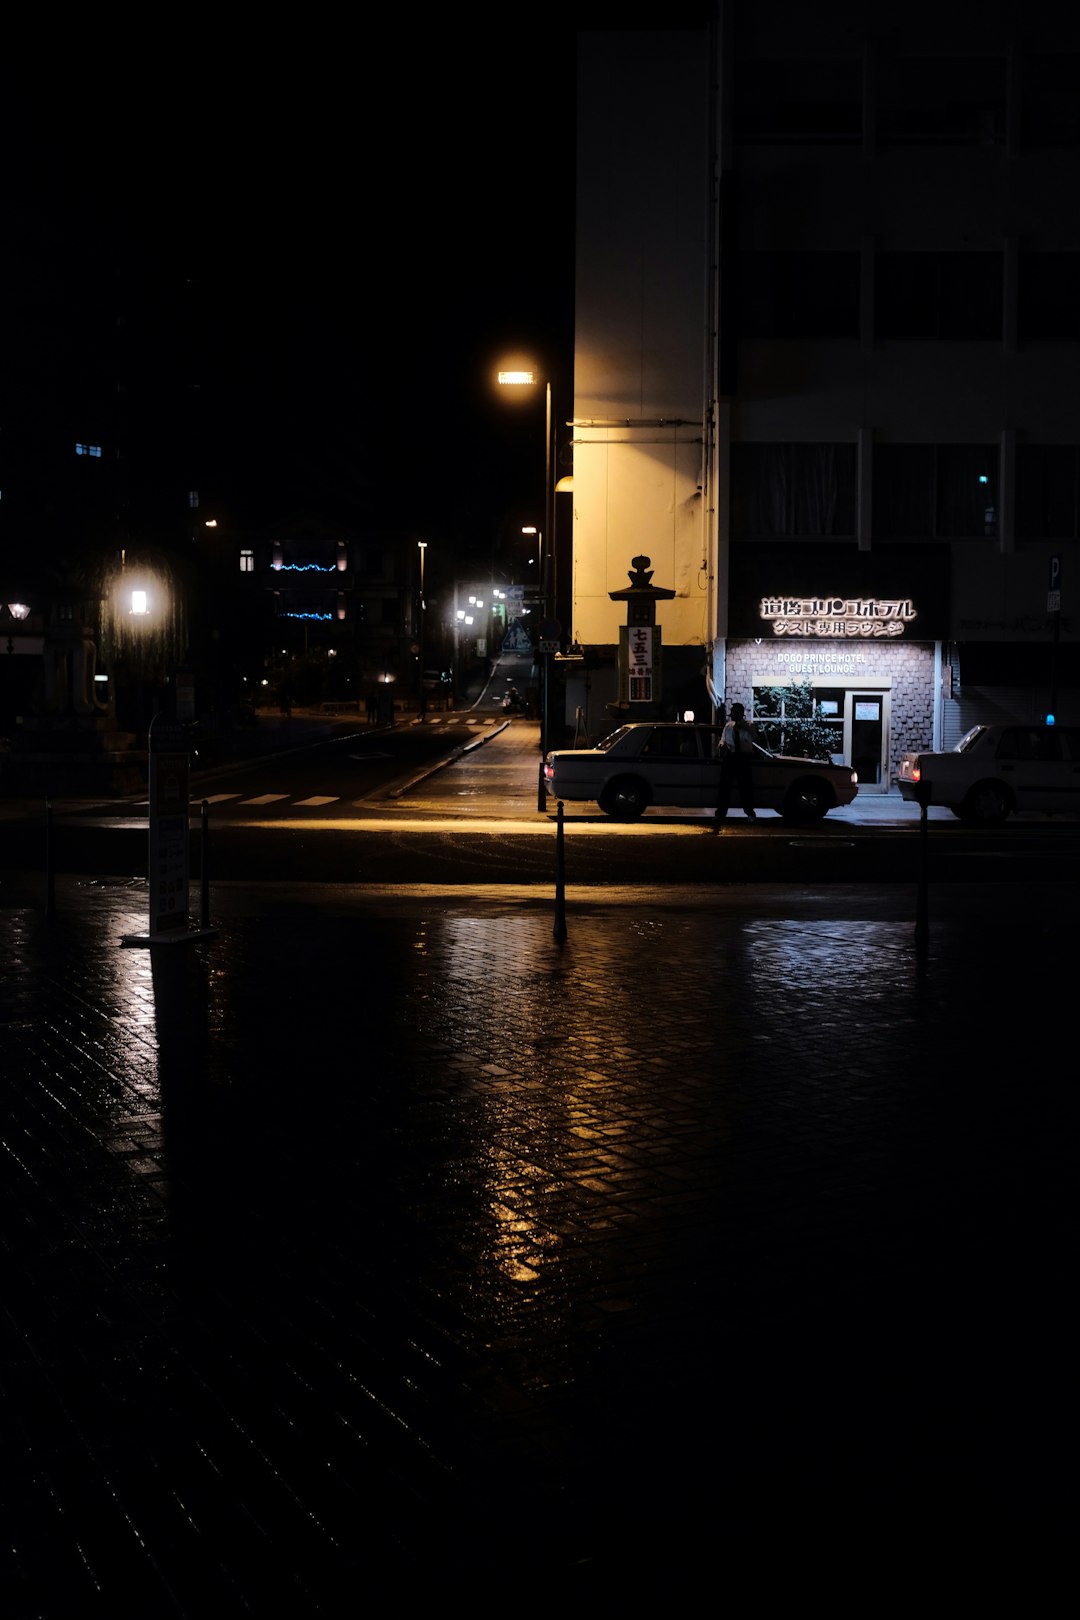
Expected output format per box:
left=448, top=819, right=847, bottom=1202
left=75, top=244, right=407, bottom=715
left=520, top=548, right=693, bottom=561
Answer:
left=293, top=796, right=340, bottom=806
left=238, top=793, right=290, bottom=805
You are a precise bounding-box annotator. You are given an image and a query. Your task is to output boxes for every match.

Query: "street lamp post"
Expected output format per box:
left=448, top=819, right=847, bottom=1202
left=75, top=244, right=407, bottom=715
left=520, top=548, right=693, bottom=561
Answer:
left=497, top=367, right=556, bottom=809
left=417, top=541, right=428, bottom=721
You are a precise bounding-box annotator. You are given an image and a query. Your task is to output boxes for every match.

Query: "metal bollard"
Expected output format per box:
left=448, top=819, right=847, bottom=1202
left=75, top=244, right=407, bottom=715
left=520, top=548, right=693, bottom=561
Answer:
left=45, top=798, right=55, bottom=918
left=553, top=800, right=567, bottom=943
left=199, top=800, right=211, bottom=931
left=914, top=782, right=930, bottom=949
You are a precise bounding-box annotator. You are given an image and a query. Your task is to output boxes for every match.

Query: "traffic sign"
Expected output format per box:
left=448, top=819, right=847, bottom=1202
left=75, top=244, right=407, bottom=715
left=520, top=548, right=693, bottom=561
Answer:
left=502, top=622, right=532, bottom=653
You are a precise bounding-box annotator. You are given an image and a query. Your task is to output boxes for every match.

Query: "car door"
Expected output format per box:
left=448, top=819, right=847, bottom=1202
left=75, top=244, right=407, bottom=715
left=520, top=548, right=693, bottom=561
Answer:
left=992, top=726, right=1067, bottom=812
left=637, top=726, right=712, bottom=805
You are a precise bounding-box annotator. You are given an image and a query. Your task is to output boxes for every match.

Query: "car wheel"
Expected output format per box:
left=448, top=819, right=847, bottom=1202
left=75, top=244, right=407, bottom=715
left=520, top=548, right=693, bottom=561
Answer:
left=599, top=777, right=649, bottom=819
left=780, top=777, right=832, bottom=822
left=963, top=780, right=1012, bottom=825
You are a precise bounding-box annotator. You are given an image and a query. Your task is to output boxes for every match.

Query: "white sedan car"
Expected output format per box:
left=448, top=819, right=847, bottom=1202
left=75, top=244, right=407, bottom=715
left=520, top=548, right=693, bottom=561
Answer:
left=544, top=722, right=858, bottom=822
left=898, top=722, right=1080, bottom=823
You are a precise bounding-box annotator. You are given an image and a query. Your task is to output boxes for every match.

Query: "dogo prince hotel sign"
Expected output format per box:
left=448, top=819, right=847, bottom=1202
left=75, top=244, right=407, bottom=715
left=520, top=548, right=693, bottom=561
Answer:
left=728, top=544, right=949, bottom=642
left=760, top=595, right=916, bottom=637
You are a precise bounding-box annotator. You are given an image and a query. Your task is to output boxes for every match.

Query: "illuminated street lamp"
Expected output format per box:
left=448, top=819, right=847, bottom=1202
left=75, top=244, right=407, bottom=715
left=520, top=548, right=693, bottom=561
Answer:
left=498, top=364, right=556, bottom=809
left=521, top=525, right=542, bottom=596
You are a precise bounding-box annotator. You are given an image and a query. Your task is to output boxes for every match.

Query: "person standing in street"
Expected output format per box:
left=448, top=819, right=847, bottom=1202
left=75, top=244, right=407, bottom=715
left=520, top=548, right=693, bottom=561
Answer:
left=711, top=701, right=757, bottom=829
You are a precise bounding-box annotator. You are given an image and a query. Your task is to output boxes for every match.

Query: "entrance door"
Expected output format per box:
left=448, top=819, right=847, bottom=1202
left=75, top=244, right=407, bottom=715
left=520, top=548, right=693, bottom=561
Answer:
left=849, top=692, right=887, bottom=790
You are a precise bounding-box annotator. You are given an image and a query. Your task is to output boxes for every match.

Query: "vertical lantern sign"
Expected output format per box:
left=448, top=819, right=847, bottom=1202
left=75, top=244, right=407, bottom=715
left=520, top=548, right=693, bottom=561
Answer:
left=628, top=626, right=653, bottom=701
left=148, top=714, right=190, bottom=937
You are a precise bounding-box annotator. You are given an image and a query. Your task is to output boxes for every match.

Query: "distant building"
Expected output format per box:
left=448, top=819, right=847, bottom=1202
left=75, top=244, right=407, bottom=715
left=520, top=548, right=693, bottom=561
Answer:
left=568, top=2, right=1080, bottom=784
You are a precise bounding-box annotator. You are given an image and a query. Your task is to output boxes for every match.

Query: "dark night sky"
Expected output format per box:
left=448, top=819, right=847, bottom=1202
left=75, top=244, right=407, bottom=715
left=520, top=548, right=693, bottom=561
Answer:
left=4, top=23, right=582, bottom=581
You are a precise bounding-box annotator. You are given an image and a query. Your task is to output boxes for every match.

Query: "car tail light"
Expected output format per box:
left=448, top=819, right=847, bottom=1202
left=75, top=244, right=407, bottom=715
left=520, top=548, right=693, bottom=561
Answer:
left=544, top=763, right=554, bottom=782
left=851, top=769, right=858, bottom=785
left=910, top=763, right=921, bottom=783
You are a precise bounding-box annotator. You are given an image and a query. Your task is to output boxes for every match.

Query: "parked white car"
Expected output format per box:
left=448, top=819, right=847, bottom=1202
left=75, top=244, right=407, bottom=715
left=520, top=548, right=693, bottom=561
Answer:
left=897, top=723, right=1080, bottom=823
left=544, top=722, right=858, bottom=821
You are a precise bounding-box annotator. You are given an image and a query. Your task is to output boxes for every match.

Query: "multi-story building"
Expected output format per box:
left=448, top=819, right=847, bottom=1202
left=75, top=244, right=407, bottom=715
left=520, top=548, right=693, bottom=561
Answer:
left=566, top=1, right=1080, bottom=789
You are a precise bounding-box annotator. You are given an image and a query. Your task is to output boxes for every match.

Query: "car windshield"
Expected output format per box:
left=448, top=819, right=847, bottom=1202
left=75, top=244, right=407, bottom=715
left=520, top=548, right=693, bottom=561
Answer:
left=955, top=726, right=989, bottom=753
left=597, top=727, right=633, bottom=751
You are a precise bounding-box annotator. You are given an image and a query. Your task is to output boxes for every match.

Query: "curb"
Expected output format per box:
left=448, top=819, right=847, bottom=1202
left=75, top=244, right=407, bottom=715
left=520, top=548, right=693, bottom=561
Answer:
left=387, top=719, right=511, bottom=798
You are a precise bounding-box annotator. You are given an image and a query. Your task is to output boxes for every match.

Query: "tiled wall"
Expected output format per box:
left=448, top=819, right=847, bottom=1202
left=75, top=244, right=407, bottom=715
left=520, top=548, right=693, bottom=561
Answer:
left=725, top=640, right=935, bottom=784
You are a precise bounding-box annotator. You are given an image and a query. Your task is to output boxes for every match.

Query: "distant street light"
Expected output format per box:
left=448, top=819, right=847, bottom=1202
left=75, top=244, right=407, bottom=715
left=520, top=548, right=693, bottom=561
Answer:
left=521, top=525, right=542, bottom=595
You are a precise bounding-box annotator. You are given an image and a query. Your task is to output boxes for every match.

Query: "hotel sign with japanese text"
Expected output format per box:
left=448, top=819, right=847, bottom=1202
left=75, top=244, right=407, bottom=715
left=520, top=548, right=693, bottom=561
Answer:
left=759, top=595, right=917, bottom=638
left=728, top=544, right=949, bottom=641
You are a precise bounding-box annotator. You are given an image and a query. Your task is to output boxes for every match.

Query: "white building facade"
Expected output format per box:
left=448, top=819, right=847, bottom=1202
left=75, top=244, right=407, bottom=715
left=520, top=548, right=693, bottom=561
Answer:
left=566, top=2, right=1080, bottom=788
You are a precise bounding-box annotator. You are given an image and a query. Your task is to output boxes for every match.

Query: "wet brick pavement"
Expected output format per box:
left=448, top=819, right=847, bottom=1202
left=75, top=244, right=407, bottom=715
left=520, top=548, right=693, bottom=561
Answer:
left=1, top=869, right=1077, bottom=1611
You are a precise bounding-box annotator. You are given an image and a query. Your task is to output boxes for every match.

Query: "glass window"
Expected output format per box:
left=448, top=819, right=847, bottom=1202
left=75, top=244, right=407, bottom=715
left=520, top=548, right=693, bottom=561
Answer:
left=997, top=728, right=1061, bottom=762
left=1016, top=447, right=1079, bottom=538
left=1022, top=55, right=1080, bottom=147
left=737, top=252, right=859, bottom=339
left=733, top=57, right=862, bottom=144
left=937, top=445, right=998, bottom=537
left=642, top=728, right=701, bottom=760
left=1018, top=255, right=1080, bottom=341
left=879, top=55, right=1006, bottom=144
left=732, top=443, right=857, bottom=537
left=876, top=253, right=1003, bottom=339
left=873, top=445, right=935, bottom=537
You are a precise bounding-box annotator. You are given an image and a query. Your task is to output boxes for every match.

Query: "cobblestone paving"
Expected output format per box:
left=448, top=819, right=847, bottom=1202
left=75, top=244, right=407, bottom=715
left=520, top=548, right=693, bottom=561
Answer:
left=1, top=882, right=1076, bottom=1611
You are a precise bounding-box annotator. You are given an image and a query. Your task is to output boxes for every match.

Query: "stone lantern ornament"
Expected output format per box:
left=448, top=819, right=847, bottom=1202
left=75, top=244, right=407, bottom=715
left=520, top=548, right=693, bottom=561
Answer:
left=606, top=555, right=677, bottom=721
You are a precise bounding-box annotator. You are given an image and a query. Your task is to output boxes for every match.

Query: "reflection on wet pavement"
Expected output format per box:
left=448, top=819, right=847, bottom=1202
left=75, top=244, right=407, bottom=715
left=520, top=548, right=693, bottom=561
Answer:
left=1, top=888, right=1075, bottom=1607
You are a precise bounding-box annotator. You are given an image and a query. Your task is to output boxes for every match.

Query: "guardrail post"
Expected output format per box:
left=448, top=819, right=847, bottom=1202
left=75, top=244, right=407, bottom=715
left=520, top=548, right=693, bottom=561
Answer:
left=915, top=784, right=930, bottom=950
left=45, top=798, right=55, bottom=918
left=199, top=800, right=211, bottom=931
left=553, top=800, right=567, bottom=943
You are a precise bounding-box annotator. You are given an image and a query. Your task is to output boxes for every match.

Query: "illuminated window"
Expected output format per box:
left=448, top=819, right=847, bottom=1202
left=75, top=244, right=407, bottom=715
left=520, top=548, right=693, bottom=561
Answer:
left=240, top=549, right=254, bottom=572
left=75, top=442, right=102, bottom=457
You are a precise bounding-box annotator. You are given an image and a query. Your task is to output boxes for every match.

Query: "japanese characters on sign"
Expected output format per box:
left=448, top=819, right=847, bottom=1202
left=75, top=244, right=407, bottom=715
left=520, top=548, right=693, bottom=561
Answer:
left=759, top=596, right=917, bottom=638
left=628, top=625, right=653, bottom=700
